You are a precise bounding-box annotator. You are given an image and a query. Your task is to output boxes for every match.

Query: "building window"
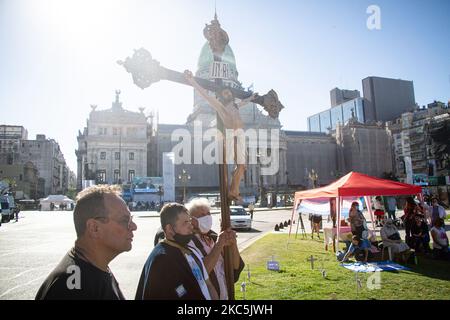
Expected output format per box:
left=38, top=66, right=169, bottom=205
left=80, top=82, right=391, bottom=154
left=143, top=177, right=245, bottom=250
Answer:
left=100, top=152, right=106, bottom=160
left=97, top=170, right=106, bottom=183
left=114, top=170, right=120, bottom=183
left=115, top=152, right=120, bottom=160
left=128, top=170, right=135, bottom=182
left=129, top=152, right=134, bottom=160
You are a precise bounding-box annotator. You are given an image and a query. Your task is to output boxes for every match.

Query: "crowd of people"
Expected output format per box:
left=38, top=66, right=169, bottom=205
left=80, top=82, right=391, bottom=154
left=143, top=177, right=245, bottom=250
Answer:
left=35, top=185, right=244, bottom=300
left=127, top=200, right=162, bottom=212
left=32, top=184, right=448, bottom=300
left=339, top=196, right=449, bottom=264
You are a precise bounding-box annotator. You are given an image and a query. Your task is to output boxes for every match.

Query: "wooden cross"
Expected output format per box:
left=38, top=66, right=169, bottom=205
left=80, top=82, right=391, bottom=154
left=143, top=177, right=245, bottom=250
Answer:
left=307, top=255, right=317, bottom=270
left=118, top=15, right=284, bottom=300
left=117, top=48, right=284, bottom=119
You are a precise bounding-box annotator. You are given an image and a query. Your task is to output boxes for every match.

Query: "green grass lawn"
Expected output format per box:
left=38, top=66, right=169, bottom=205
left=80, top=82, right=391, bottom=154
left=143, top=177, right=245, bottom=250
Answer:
left=234, top=233, right=450, bottom=300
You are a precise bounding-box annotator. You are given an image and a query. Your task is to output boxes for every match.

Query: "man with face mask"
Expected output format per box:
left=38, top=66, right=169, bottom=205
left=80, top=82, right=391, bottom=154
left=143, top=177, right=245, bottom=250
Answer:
left=186, top=198, right=245, bottom=300
left=135, top=203, right=214, bottom=300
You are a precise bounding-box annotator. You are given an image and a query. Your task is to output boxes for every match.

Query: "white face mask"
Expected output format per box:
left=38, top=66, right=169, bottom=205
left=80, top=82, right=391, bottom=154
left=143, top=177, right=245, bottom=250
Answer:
left=194, top=215, right=213, bottom=234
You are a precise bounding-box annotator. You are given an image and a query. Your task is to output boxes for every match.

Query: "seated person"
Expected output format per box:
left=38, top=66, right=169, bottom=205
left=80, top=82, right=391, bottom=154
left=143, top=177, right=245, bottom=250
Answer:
left=430, top=218, right=449, bottom=260
left=380, top=219, right=411, bottom=263
left=411, top=215, right=431, bottom=253
left=340, top=235, right=371, bottom=263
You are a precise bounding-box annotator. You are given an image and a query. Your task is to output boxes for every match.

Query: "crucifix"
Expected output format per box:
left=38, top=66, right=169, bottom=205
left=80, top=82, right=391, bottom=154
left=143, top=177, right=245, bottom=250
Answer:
left=307, top=255, right=318, bottom=270
left=118, top=13, right=284, bottom=299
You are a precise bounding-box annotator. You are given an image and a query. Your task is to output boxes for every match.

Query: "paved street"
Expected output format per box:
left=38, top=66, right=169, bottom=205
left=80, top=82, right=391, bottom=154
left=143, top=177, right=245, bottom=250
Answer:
left=0, top=209, right=293, bottom=300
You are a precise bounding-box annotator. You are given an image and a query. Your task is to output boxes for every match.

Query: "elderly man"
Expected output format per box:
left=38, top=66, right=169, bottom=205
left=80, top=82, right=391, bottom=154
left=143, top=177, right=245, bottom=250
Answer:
left=135, top=203, right=214, bottom=300
left=35, top=185, right=137, bottom=300
left=186, top=198, right=245, bottom=300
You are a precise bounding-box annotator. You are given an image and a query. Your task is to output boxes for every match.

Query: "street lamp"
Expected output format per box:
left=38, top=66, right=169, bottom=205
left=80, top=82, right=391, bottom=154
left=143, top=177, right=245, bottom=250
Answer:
left=256, top=153, right=265, bottom=207
left=178, top=169, right=191, bottom=204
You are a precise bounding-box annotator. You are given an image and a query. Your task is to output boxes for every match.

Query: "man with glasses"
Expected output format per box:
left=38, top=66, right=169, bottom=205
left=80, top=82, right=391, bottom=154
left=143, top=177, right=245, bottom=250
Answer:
left=36, top=185, right=137, bottom=300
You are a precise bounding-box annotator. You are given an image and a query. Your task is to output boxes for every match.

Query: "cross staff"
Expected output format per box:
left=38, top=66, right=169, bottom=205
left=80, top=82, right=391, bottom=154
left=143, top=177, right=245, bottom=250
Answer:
left=117, top=48, right=284, bottom=119
left=118, top=14, right=284, bottom=300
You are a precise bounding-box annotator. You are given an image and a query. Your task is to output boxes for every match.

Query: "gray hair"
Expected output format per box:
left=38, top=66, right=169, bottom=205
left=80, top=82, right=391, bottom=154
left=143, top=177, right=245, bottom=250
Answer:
left=186, top=197, right=211, bottom=215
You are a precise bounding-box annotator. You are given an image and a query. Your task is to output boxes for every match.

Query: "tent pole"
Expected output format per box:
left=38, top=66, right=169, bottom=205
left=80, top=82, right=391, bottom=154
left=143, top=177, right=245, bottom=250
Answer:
left=364, top=196, right=375, bottom=233
left=335, top=196, right=341, bottom=253
left=295, top=207, right=301, bottom=240
left=288, top=199, right=299, bottom=242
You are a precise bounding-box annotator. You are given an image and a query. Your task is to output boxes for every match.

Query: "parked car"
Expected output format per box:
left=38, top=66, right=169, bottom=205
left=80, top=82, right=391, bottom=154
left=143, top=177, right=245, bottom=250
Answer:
left=0, top=195, right=15, bottom=223
left=229, top=205, right=252, bottom=231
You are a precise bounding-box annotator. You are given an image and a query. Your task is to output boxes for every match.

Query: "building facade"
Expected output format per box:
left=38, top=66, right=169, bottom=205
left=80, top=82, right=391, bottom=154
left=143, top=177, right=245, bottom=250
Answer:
left=0, top=125, right=69, bottom=198
left=362, top=76, right=416, bottom=122
left=285, top=131, right=338, bottom=188
left=19, top=135, right=69, bottom=196
left=76, top=91, right=148, bottom=190
left=387, top=102, right=450, bottom=201
left=335, top=119, right=393, bottom=178
left=0, top=162, right=39, bottom=199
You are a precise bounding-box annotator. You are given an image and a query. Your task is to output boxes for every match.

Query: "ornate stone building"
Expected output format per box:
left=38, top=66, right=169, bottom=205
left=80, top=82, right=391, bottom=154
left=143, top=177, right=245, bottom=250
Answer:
left=76, top=15, right=341, bottom=203
left=76, top=91, right=148, bottom=190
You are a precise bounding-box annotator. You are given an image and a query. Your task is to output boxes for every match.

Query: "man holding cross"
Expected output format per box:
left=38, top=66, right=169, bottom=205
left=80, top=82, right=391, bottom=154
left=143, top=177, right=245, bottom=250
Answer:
left=184, top=70, right=257, bottom=201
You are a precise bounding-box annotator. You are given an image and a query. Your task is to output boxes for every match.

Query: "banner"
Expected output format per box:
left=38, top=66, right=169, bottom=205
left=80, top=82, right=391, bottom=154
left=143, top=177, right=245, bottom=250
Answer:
left=297, top=197, right=363, bottom=218
left=163, top=152, right=175, bottom=202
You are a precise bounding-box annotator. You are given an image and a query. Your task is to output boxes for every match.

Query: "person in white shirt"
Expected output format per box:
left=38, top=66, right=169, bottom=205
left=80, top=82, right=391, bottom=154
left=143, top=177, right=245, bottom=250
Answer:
left=380, top=219, right=410, bottom=263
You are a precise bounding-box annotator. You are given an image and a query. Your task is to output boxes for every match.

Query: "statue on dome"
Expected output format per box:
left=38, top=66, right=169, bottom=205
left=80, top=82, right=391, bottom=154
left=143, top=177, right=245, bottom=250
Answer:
left=203, top=13, right=229, bottom=56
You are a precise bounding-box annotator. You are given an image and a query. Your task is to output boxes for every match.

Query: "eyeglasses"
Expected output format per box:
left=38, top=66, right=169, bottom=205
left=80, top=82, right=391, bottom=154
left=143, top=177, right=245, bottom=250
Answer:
left=94, top=215, right=134, bottom=230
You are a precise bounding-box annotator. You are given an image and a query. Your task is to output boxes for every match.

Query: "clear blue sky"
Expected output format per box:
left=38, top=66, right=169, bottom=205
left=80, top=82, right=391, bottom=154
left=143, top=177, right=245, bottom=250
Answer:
left=1, top=0, right=449, bottom=172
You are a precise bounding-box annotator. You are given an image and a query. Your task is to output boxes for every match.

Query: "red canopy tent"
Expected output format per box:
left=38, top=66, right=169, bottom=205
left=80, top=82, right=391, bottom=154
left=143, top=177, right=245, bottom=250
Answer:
left=288, top=172, right=422, bottom=249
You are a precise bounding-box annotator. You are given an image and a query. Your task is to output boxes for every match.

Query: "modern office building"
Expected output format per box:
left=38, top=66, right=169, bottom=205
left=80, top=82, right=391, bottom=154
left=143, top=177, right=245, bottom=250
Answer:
left=308, top=76, right=416, bottom=134
left=362, top=76, right=416, bottom=122
left=308, top=97, right=365, bottom=133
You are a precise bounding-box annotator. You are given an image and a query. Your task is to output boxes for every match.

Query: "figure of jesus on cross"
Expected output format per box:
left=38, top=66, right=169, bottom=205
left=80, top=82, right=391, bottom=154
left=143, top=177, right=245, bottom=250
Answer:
left=184, top=70, right=257, bottom=201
